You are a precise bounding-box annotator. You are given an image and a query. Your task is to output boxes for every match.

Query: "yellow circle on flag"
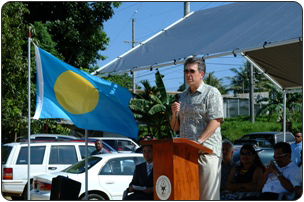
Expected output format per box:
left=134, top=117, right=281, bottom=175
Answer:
left=54, top=70, right=99, bottom=114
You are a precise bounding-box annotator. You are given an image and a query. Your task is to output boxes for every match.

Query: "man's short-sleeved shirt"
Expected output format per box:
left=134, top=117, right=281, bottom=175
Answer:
left=179, top=81, right=224, bottom=157
left=262, top=161, right=299, bottom=194
left=291, top=142, right=302, bottom=165
left=91, top=149, right=107, bottom=155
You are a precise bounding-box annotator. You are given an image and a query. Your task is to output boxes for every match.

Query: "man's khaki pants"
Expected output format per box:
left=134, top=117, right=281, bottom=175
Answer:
left=198, top=154, right=221, bottom=200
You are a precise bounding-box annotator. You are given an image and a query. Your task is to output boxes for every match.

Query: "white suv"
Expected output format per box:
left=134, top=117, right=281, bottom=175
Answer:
left=16, top=134, right=79, bottom=142
left=1, top=141, right=99, bottom=199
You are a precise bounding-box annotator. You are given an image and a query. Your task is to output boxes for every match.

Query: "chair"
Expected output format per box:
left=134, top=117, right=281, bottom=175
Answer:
left=277, top=191, right=296, bottom=200
left=237, top=191, right=261, bottom=199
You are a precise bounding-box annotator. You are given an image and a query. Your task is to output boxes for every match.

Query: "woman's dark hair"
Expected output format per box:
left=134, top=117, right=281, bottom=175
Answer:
left=240, top=144, right=266, bottom=172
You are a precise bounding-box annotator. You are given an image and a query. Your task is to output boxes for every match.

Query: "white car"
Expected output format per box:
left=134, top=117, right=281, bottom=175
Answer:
left=1, top=141, right=114, bottom=199
left=30, top=153, right=145, bottom=200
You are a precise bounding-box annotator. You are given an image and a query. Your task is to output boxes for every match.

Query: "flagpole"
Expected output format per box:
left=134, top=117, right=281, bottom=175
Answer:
left=27, top=27, right=32, bottom=200
left=85, top=130, right=88, bottom=200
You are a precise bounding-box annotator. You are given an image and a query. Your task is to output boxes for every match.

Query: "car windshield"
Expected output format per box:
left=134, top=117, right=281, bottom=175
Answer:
left=63, top=156, right=102, bottom=174
left=2, top=146, right=12, bottom=164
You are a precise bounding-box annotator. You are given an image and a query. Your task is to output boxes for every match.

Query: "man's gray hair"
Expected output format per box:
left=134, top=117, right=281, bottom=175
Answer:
left=222, top=139, right=234, bottom=151
left=184, top=57, right=206, bottom=73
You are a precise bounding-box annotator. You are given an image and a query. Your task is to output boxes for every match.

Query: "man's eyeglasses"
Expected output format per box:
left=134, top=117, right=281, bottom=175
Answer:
left=184, top=69, right=196, bottom=74
left=240, top=152, right=253, bottom=156
left=273, top=153, right=287, bottom=159
left=295, top=136, right=302, bottom=138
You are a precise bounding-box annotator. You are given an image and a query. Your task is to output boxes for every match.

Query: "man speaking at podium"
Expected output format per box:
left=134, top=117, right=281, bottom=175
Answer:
left=170, top=57, right=224, bottom=200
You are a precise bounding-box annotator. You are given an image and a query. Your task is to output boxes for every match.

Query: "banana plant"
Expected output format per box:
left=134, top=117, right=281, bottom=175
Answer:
left=129, top=70, right=176, bottom=139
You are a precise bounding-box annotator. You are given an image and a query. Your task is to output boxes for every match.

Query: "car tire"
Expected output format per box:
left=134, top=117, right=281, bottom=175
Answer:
left=81, top=193, right=106, bottom=200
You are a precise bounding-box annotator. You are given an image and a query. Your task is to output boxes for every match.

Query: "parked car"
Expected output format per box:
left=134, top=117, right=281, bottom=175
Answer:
left=236, top=132, right=295, bottom=146
left=85, top=137, right=140, bottom=153
left=234, top=139, right=272, bottom=148
left=233, top=148, right=274, bottom=166
left=16, top=134, right=79, bottom=142
left=1, top=141, right=114, bottom=200
left=30, top=153, right=145, bottom=200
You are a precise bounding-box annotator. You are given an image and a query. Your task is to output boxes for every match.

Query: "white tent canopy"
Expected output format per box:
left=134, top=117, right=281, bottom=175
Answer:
left=94, top=2, right=302, bottom=90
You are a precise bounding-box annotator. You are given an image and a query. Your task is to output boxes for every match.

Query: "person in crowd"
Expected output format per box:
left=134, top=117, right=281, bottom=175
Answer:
left=220, top=140, right=236, bottom=192
left=91, top=140, right=107, bottom=155
left=170, top=57, right=224, bottom=200
left=123, top=145, right=154, bottom=200
left=294, top=152, right=302, bottom=199
left=258, top=142, right=298, bottom=200
left=291, top=132, right=302, bottom=166
left=222, top=144, right=264, bottom=199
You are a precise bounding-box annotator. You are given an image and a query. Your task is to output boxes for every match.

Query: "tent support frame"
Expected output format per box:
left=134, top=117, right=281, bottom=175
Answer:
left=97, top=38, right=301, bottom=78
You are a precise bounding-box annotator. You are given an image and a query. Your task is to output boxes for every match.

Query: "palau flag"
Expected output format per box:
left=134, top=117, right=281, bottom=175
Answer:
left=33, top=45, right=138, bottom=140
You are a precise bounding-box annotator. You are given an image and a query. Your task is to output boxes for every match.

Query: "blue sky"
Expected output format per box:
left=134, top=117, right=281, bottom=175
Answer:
left=97, top=2, right=247, bottom=92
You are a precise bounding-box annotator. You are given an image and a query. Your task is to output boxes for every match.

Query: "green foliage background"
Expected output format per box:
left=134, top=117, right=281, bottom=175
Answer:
left=1, top=2, right=120, bottom=143
left=221, top=114, right=302, bottom=142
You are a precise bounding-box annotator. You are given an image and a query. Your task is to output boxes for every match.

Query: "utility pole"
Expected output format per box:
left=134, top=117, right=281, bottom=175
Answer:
left=131, top=18, right=136, bottom=94
left=183, top=2, right=190, bottom=90
left=124, top=18, right=139, bottom=94
left=184, top=2, right=190, bottom=16
left=249, top=63, right=255, bottom=123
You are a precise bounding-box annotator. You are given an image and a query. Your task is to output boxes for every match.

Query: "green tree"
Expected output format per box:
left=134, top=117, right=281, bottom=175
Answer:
left=257, top=83, right=302, bottom=124
left=203, top=71, right=228, bottom=94
left=227, top=61, right=269, bottom=94
left=24, top=2, right=121, bottom=68
left=2, top=2, right=30, bottom=142
left=129, top=71, right=176, bottom=139
left=103, top=74, right=141, bottom=89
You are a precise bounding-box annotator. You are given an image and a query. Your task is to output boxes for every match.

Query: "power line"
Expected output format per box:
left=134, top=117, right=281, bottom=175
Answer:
left=136, top=62, right=242, bottom=79
left=207, top=62, right=244, bottom=66
left=115, top=2, right=141, bottom=13
left=104, top=3, right=143, bottom=53
left=136, top=65, right=184, bottom=79
left=137, top=3, right=183, bottom=21
left=198, top=2, right=213, bottom=10
left=157, top=2, right=180, bottom=31
left=136, top=21, right=156, bottom=34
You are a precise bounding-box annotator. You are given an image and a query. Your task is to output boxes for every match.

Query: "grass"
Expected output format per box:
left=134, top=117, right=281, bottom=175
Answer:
left=221, top=114, right=302, bottom=142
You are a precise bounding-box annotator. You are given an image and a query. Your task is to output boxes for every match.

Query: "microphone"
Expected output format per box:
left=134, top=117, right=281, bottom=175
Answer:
left=174, top=94, right=180, bottom=119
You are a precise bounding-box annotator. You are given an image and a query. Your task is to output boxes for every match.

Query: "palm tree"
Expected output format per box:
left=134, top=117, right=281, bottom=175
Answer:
left=227, top=61, right=269, bottom=94
left=203, top=71, right=228, bottom=94
left=129, top=71, right=176, bottom=139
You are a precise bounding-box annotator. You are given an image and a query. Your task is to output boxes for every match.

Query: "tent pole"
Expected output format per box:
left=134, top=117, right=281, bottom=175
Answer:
left=249, top=63, right=255, bottom=123
left=283, top=91, right=287, bottom=142
left=242, top=53, right=283, bottom=90
left=27, top=28, right=31, bottom=200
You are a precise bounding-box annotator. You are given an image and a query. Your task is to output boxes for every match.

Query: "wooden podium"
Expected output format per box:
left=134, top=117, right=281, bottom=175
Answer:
left=142, top=138, right=212, bottom=200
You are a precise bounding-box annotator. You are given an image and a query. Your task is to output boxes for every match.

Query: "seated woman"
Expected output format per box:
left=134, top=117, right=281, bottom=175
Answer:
left=222, top=144, right=265, bottom=199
